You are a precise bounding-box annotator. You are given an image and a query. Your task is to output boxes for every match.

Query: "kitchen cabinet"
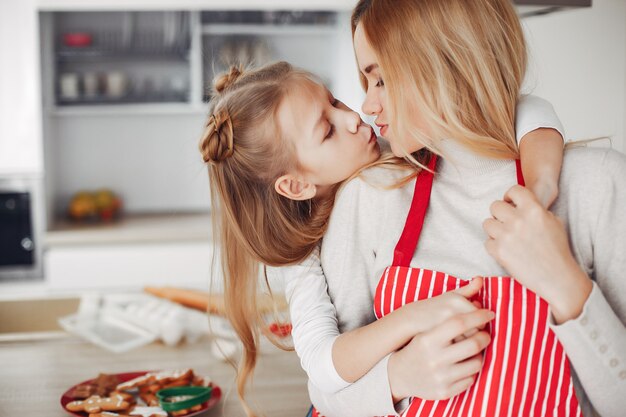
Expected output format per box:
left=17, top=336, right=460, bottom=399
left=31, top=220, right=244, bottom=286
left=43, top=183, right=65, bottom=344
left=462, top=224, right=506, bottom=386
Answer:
left=51, top=12, right=193, bottom=108
left=36, top=6, right=361, bottom=290
left=1, top=0, right=623, bottom=289
left=0, top=0, right=44, bottom=176
left=43, top=213, right=215, bottom=290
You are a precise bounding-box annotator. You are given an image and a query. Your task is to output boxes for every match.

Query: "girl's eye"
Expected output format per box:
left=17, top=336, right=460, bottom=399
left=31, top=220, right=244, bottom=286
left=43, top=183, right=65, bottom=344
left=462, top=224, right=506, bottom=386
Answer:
left=325, top=124, right=335, bottom=140
left=331, top=98, right=339, bottom=107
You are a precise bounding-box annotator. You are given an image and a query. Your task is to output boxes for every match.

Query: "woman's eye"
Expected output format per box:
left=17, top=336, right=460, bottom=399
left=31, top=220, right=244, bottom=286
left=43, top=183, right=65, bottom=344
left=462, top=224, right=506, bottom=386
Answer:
left=331, top=98, right=339, bottom=107
left=325, top=124, right=335, bottom=140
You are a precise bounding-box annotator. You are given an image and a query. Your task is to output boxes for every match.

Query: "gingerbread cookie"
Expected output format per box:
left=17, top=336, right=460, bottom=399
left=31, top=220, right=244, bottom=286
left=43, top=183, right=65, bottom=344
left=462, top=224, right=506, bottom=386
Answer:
left=66, top=394, right=130, bottom=414
left=117, top=369, right=193, bottom=392
left=70, top=373, right=121, bottom=399
left=88, top=413, right=133, bottom=417
left=128, top=407, right=168, bottom=417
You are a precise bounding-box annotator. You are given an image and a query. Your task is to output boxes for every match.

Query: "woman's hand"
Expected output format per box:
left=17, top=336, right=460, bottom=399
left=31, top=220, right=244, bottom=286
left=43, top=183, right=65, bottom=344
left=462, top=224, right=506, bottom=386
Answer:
left=482, top=184, right=593, bottom=324
left=388, top=309, right=494, bottom=402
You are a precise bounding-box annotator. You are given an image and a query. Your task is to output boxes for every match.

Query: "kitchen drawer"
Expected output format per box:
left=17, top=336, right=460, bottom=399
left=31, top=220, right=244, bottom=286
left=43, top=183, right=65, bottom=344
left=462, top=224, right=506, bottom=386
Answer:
left=44, top=242, right=217, bottom=291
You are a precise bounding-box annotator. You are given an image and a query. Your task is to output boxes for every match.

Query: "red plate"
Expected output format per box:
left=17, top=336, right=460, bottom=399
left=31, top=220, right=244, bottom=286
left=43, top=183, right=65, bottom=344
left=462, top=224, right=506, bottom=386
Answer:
left=60, top=371, right=222, bottom=416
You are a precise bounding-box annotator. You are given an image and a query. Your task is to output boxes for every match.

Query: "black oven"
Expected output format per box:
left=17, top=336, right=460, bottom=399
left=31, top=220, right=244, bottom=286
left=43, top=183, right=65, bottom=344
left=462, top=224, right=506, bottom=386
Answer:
left=0, top=177, right=43, bottom=281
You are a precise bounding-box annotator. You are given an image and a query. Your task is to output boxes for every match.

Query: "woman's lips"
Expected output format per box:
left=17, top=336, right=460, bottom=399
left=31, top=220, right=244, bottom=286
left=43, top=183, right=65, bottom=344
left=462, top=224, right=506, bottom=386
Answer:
left=380, top=125, right=389, bottom=137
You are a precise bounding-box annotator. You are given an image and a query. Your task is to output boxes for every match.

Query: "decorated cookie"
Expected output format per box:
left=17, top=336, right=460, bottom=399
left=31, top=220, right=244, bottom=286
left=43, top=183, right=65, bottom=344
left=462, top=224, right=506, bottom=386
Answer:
left=117, top=369, right=193, bottom=392
left=88, top=413, right=133, bottom=417
left=128, top=406, right=168, bottom=417
left=66, top=394, right=130, bottom=414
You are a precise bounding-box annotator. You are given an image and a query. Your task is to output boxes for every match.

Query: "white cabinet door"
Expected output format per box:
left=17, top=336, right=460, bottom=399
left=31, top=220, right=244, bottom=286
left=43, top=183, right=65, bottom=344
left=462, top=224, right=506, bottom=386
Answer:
left=0, top=0, right=44, bottom=175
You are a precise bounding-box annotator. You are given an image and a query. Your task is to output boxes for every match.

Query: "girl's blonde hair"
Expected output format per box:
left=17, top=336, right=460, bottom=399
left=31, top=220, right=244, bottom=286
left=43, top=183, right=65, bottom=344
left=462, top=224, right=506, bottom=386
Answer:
left=352, top=0, right=527, bottom=164
left=200, top=62, right=338, bottom=416
left=200, top=61, right=415, bottom=416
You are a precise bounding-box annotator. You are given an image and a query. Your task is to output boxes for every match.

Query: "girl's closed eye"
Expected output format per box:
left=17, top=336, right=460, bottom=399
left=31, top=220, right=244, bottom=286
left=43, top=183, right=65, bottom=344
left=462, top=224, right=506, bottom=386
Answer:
left=325, top=124, right=335, bottom=140
left=324, top=98, right=339, bottom=140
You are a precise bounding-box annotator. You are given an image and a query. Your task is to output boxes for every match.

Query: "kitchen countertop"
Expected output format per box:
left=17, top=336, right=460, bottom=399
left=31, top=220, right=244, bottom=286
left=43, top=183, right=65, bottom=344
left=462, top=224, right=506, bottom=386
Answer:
left=0, top=336, right=310, bottom=416
left=45, top=212, right=212, bottom=247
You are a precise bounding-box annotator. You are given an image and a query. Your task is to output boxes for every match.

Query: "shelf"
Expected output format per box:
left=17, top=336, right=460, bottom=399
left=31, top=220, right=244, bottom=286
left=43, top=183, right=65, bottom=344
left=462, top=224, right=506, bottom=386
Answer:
left=515, top=0, right=592, bottom=17
left=201, top=24, right=337, bottom=36
left=45, top=212, right=212, bottom=247
left=49, top=103, right=207, bottom=117
left=56, top=92, right=189, bottom=106
left=56, top=49, right=190, bottom=63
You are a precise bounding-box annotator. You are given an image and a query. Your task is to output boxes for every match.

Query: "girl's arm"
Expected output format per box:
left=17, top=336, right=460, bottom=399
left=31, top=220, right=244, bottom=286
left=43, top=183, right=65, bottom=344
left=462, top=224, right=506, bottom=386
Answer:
left=519, top=127, right=563, bottom=208
left=332, top=278, right=483, bottom=383
left=516, top=95, right=565, bottom=208
left=284, top=241, right=483, bottom=391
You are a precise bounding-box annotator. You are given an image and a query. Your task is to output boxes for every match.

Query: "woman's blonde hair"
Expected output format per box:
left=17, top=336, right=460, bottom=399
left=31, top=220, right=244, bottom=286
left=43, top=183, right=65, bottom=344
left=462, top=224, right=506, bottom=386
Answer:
left=352, top=0, right=527, bottom=163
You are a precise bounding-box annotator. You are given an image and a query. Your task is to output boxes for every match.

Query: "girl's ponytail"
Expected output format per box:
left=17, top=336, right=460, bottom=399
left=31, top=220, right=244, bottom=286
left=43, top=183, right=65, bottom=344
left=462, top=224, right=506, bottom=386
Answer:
left=200, top=62, right=335, bottom=417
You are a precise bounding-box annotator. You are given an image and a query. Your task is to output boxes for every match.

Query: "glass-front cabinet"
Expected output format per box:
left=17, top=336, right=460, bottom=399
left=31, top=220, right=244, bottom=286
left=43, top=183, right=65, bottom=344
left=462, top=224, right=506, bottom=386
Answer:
left=51, top=11, right=192, bottom=107
left=40, top=10, right=354, bottom=114
left=38, top=8, right=359, bottom=243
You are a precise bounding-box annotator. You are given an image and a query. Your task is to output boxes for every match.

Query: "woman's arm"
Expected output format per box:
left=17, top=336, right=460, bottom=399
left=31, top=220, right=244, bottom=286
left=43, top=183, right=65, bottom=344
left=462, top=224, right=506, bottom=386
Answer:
left=483, top=148, right=626, bottom=416
left=516, top=95, right=565, bottom=208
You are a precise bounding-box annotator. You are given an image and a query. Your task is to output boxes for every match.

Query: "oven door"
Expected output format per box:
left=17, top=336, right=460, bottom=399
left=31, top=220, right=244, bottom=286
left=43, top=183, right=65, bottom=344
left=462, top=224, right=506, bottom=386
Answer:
left=0, top=192, right=35, bottom=266
left=0, top=177, right=43, bottom=281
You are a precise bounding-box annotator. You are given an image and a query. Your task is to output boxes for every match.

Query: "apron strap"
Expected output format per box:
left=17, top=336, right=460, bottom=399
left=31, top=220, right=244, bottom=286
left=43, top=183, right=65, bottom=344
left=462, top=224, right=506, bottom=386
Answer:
left=392, top=154, right=438, bottom=267
left=391, top=155, right=525, bottom=267
left=515, top=159, right=526, bottom=186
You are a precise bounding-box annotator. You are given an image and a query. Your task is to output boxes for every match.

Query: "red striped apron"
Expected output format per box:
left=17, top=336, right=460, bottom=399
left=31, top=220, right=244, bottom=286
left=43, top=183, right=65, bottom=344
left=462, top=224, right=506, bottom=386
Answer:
left=372, top=155, right=582, bottom=417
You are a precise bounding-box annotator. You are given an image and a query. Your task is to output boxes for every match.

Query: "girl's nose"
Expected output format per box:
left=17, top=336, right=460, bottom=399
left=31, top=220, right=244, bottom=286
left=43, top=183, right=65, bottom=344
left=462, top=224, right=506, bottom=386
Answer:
left=346, top=111, right=361, bottom=134
left=362, top=89, right=382, bottom=116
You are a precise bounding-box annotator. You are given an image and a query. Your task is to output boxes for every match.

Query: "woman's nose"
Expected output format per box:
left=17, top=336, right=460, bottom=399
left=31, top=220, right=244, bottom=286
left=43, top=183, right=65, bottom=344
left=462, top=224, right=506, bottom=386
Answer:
left=362, top=89, right=382, bottom=116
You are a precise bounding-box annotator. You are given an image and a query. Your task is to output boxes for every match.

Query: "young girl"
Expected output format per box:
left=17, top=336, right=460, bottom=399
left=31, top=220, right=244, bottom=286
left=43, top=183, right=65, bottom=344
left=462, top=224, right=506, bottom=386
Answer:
left=291, top=1, right=625, bottom=417
left=199, top=61, right=566, bottom=416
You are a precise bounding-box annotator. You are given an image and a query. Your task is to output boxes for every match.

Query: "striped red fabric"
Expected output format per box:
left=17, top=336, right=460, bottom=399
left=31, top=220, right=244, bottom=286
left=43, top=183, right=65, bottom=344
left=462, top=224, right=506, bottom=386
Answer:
left=306, top=157, right=580, bottom=417
left=373, top=267, right=582, bottom=417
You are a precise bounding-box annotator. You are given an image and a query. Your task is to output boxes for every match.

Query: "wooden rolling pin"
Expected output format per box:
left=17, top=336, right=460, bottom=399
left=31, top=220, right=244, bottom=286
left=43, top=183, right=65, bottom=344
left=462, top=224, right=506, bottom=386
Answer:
left=144, top=286, right=288, bottom=316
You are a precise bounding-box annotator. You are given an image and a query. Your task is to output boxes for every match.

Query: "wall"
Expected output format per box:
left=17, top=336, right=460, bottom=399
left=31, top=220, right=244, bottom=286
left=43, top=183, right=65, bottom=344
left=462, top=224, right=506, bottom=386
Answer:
left=51, top=113, right=211, bottom=213
left=0, top=0, right=44, bottom=175
left=522, top=0, right=626, bottom=153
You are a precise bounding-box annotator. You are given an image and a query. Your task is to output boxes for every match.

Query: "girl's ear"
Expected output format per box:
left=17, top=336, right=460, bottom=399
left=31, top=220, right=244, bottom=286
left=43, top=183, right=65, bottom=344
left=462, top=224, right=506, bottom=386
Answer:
left=274, top=175, right=317, bottom=201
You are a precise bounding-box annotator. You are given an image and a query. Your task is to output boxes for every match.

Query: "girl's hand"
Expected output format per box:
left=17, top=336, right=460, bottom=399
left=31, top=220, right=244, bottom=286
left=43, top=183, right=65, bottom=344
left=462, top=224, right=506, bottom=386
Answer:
left=483, top=185, right=593, bottom=323
left=407, top=277, right=485, bottom=334
left=388, top=309, right=494, bottom=402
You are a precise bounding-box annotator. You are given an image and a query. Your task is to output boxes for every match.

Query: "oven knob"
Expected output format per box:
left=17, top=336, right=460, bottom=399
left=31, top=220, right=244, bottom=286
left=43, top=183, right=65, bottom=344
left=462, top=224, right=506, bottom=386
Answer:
left=21, top=237, right=34, bottom=251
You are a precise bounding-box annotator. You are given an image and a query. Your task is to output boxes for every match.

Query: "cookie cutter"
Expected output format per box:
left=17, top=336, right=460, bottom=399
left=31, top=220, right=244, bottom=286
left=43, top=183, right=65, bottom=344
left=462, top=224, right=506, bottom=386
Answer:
left=156, top=386, right=213, bottom=412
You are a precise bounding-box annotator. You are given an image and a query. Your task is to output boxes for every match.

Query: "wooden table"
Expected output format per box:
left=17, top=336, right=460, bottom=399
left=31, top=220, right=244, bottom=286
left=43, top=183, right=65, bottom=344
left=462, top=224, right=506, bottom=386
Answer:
left=0, top=336, right=311, bottom=416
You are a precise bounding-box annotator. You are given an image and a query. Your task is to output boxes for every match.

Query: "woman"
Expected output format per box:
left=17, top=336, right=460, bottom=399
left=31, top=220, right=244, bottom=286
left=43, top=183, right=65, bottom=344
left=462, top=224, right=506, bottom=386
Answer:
left=291, top=0, right=626, bottom=416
